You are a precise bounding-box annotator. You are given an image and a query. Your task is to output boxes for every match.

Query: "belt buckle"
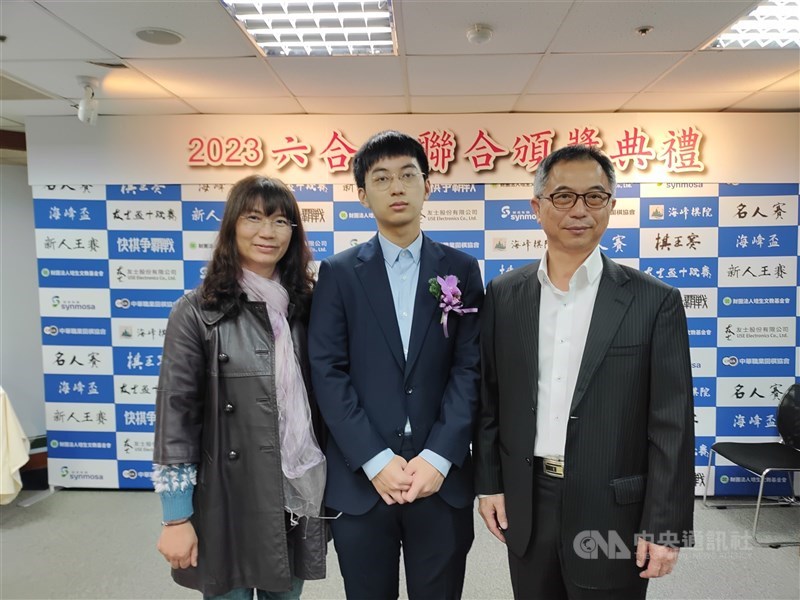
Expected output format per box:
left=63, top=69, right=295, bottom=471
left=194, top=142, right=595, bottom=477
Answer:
left=543, top=457, right=564, bottom=478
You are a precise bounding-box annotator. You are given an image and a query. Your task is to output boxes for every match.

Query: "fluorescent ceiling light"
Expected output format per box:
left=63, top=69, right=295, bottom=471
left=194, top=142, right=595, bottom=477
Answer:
left=709, top=0, right=799, bottom=49
left=220, top=0, right=397, bottom=56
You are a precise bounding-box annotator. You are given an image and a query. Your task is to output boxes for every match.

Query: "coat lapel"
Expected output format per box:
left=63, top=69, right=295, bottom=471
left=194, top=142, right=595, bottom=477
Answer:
left=354, top=235, right=406, bottom=371
left=570, top=256, right=633, bottom=414
left=519, top=263, right=541, bottom=401
left=404, top=235, right=447, bottom=379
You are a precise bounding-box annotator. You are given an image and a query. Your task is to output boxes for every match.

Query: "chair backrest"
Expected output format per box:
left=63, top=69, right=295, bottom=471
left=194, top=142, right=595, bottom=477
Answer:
left=777, top=384, right=800, bottom=450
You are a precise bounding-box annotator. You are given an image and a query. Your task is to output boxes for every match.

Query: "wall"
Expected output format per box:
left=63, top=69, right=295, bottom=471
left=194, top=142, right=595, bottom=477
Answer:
left=0, top=164, right=46, bottom=441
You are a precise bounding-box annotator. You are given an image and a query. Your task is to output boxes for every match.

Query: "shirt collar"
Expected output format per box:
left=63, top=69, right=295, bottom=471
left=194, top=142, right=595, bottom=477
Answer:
left=537, top=245, right=604, bottom=289
left=378, top=232, right=423, bottom=266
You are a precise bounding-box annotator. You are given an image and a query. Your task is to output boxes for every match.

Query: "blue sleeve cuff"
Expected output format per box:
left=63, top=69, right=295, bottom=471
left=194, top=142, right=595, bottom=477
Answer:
left=362, top=448, right=394, bottom=480
left=152, top=463, right=195, bottom=521
left=420, top=449, right=452, bottom=478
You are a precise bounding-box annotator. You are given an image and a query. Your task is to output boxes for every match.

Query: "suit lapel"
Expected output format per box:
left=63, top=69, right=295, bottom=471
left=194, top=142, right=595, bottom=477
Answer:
left=570, top=256, right=633, bottom=414
left=354, top=235, right=406, bottom=371
left=519, top=263, right=541, bottom=400
left=404, top=235, right=447, bottom=379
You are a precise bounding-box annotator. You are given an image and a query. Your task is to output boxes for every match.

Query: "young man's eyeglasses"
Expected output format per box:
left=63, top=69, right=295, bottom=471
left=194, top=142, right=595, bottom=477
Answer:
left=240, top=214, right=297, bottom=232
left=369, top=171, right=426, bottom=192
left=541, top=191, right=612, bottom=210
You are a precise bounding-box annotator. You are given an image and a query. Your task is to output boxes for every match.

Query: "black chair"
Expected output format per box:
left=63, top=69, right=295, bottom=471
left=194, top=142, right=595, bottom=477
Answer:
left=703, top=383, right=800, bottom=547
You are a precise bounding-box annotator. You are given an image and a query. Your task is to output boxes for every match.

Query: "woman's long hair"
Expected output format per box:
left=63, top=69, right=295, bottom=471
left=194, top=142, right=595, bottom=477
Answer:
left=200, top=175, right=314, bottom=318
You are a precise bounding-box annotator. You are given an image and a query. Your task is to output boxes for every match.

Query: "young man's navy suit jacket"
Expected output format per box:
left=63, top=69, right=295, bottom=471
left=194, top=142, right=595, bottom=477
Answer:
left=309, top=233, right=483, bottom=516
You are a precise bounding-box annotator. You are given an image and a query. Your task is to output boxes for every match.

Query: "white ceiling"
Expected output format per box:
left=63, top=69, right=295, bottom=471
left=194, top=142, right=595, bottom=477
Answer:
left=1, top=0, right=799, bottom=134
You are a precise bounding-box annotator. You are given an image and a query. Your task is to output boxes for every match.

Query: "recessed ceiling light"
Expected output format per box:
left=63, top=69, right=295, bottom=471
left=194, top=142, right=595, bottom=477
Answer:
left=709, top=0, right=799, bottom=49
left=220, top=0, right=397, bottom=57
left=135, top=28, right=184, bottom=45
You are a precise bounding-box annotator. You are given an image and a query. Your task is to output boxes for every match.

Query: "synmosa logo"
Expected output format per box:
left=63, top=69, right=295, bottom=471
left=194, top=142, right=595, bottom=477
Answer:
left=500, top=205, right=536, bottom=222
left=59, top=466, right=104, bottom=481
left=52, top=296, right=97, bottom=312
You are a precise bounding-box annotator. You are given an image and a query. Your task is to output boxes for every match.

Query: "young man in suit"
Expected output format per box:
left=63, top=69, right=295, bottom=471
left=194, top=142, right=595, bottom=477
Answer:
left=309, top=130, right=483, bottom=599
left=474, top=145, right=694, bottom=599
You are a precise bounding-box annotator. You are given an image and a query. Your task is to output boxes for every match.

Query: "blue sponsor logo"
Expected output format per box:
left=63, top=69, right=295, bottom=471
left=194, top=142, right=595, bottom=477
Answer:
left=717, top=407, right=780, bottom=437
left=108, top=231, right=182, bottom=260
left=694, top=436, right=715, bottom=466
left=639, top=258, right=717, bottom=288
left=115, top=404, right=157, bottom=433
left=118, top=460, right=156, bottom=489
left=106, top=184, right=181, bottom=200
left=640, top=197, right=718, bottom=228
left=184, top=260, right=208, bottom=290
left=485, top=200, right=539, bottom=230
left=718, top=226, right=797, bottom=258
left=44, top=374, right=114, bottom=403
left=48, top=431, right=116, bottom=460
left=692, top=377, right=716, bottom=407
left=687, top=318, right=716, bottom=348
left=714, top=466, right=794, bottom=496
left=613, top=183, right=640, bottom=198
left=429, top=183, right=484, bottom=200
left=307, top=232, right=333, bottom=261
left=41, top=317, right=112, bottom=346
left=334, top=202, right=376, bottom=231
left=38, top=259, right=109, bottom=289
left=718, top=347, right=794, bottom=377
left=484, top=260, right=533, bottom=284
left=715, top=465, right=793, bottom=496
left=601, top=228, right=639, bottom=259
left=182, top=202, right=226, bottom=231
left=34, top=199, right=106, bottom=229
left=110, top=289, right=182, bottom=318
left=113, top=347, right=162, bottom=376
left=426, top=231, right=484, bottom=260
left=718, top=183, right=799, bottom=197
left=718, top=287, right=796, bottom=317
left=287, top=184, right=333, bottom=201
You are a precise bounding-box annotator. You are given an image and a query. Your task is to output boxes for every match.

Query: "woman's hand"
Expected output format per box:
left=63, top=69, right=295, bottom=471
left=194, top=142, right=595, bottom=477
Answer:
left=157, top=521, right=198, bottom=569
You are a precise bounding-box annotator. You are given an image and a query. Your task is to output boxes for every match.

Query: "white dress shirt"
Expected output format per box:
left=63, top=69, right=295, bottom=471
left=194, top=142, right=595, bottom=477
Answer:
left=534, top=246, right=603, bottom=458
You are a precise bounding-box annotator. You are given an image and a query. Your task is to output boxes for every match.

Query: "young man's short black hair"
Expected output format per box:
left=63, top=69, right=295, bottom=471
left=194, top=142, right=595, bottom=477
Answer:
left=353, top=130, right=430, bottom=189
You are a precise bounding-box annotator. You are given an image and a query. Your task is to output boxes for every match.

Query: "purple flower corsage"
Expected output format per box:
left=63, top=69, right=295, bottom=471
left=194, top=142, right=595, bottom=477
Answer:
left=428, top=274, right=478, bottom=338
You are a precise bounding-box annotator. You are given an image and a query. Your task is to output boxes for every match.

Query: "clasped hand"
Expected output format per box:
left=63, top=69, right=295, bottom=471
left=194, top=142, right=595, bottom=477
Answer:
left=372, top=455, right=444, bottom=505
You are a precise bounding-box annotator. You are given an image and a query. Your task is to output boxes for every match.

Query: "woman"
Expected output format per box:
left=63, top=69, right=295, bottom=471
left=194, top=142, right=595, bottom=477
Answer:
left=152, top=175, right=327, bottom=599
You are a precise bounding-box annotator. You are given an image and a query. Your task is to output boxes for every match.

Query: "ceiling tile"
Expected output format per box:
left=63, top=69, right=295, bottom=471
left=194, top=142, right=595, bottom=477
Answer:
left=0, top=1, right=115, bottom=61
left=765, top=71, right=800, bottom=92
left=188, top=97, right=306, bottom=114
left=1, top=61, right=172, bottom=99
left=620, top=91, right=750, bottom=111
left=528, top=54, right=683, bottom=94
left=297, top=97, right=407, bottom=114
left=401, top=1, right=571, bottom=55
left=408, top=55, right=539, bottom=96
left=81, top=98, right=198, bottom=116
left=650, top=49, right=800, bottom=92
left=726, top=91, right=800, bottom=111
left=128, top=58, right=288, bottom=98
left=516, top=93, right=634, bottom=112
left=550, top=1, right=755, bottom=53
left=39, top=0, right=256, bottom=59
left=0, top=116, right=24, bottom=128
left=0, top=99, right=76, bottom=123
left=411, top=95, right=517, bottom=113
left=269, top=56, right=405, bottom=97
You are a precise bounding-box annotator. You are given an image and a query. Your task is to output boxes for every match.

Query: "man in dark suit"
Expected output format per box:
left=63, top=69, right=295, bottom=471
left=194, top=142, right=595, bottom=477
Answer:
left=474, top=144, right=694, bottom=599
left=309, top=131, right=482, bottom=599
